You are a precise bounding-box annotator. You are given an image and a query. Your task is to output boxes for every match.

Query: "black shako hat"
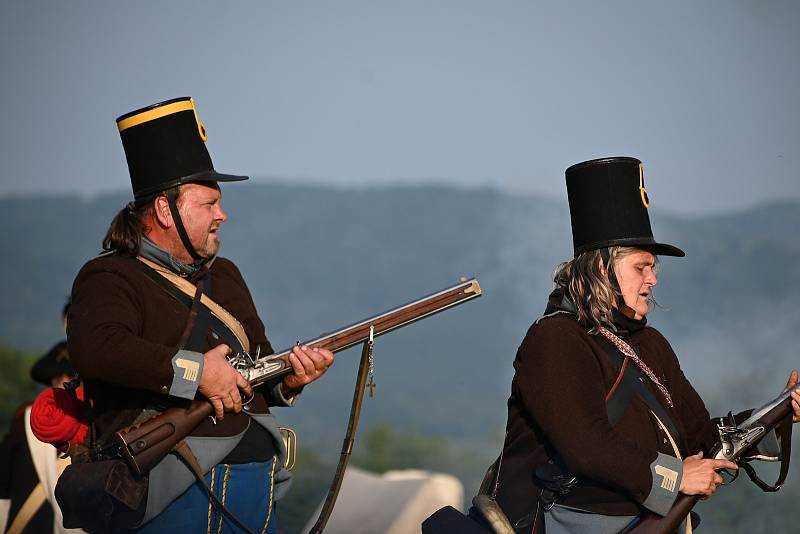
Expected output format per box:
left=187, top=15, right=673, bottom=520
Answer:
left=565, top=157, right=684, bottom=257
left=116, top=97, right=248, bottom=200
left=30, top=341, right=74, bottom=386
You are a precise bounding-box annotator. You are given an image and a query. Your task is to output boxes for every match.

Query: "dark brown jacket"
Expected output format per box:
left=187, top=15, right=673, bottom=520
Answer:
left=495, top=312, right=719, bottom=525
left=67, top=253, right=277, bottom=444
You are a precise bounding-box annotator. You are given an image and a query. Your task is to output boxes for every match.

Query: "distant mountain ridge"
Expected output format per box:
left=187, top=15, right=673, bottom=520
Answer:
left=4, top=182, right=799, bottom=533
left=1, top=183, right=799, bottom=442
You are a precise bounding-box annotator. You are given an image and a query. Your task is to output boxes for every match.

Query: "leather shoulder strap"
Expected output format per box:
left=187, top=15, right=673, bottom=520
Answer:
left=6, top=483, right=46, bottom=534
left=135, top=257, right=250, bottom=353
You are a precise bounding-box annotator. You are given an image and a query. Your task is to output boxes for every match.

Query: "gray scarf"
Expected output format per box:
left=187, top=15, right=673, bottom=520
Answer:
left=139, top=236, right=216, bottom=277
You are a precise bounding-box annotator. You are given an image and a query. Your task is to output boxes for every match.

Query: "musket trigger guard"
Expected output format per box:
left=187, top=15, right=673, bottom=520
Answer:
left=719, top=466, right=739, bottom=485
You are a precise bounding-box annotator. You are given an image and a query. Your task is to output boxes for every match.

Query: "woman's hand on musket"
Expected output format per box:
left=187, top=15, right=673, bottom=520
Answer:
left=679, top=451, right=737, bottom=498
left=782, top=370, right=800, bottom=423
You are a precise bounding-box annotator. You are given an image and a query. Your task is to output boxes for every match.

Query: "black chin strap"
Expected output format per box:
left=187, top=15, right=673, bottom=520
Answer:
left=165, top=188, right=203, bottom=263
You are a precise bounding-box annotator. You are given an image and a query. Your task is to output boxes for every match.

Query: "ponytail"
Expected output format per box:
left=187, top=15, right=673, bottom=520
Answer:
left=102, top=186, right=181, bottom=255
left=102, top=201, right=152, bottom=255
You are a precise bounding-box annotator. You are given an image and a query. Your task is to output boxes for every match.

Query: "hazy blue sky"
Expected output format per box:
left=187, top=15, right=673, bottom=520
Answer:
left=1, top=1, right=798, bottom=214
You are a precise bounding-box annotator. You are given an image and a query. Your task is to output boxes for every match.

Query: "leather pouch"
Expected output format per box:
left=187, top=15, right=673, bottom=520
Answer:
left=55, top=459, right=148, bottom=531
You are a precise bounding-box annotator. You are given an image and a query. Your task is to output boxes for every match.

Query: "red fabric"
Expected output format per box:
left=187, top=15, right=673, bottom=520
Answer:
left=30, top=386, right=89, bottom=449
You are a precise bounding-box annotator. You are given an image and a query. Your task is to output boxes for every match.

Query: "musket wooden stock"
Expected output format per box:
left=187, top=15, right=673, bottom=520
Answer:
left=116, top=401, right=213, bottom=476
left=115, top=278, right=482, bottom=476
left=627, top=386, right=796, bottom=534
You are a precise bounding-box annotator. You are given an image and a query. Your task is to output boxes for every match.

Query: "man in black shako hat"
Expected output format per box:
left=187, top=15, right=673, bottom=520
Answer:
left=63, top=97, right=334, bottom=533
left=488, top=157, right=800, bottom=533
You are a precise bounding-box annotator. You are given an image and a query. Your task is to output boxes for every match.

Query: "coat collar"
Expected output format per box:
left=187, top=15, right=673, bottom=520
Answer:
left=544, top=288, right=647, bottom=335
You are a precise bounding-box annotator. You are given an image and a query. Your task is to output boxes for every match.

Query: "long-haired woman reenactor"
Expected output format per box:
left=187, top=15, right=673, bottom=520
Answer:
left=491, top=157, right=800, bottom=534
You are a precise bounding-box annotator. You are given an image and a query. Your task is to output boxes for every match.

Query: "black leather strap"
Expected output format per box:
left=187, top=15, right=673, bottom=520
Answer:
left=599, top=337, right=684, bottom=449
left=165, top=188, right=203, bottom=262
left=741, top=413, right=793, bottom=492
left=606, top=356, right=635, bottom=426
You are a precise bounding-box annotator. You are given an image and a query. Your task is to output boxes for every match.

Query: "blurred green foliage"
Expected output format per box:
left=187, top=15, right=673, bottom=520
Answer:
left=276, top=447, right=329, bottom=534
left=0, top=344, right=41, bottom=431
left=354, top=422, right=450, bottom=473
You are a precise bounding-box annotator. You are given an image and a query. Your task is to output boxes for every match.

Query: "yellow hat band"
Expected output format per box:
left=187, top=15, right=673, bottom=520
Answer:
left=117, top=100, right=196, bottom=132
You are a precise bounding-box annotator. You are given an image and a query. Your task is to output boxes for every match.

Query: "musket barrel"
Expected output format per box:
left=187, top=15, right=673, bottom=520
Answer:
left=248, top=278, right=481, bottom=386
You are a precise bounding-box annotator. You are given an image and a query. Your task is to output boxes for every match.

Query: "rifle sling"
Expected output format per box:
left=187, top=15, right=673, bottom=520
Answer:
left=740, top=412, right=793, bottom=492
left=307, top=339, right=374, bottom=534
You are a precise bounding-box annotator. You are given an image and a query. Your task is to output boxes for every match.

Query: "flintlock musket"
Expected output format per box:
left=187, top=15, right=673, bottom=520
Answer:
left=115, top=278, right=482, bottom=476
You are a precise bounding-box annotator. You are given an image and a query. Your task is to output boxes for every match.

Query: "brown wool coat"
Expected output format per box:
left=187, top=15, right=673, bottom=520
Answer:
left=494, top=314, right=719, bottom=524
left=67, top=253, right=276, bottom=442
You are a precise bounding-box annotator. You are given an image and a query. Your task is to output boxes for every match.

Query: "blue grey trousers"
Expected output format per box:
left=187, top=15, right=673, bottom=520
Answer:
left=544, top=504, right=637, bottom=534
left=133, top=458, right=279, bottom=534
